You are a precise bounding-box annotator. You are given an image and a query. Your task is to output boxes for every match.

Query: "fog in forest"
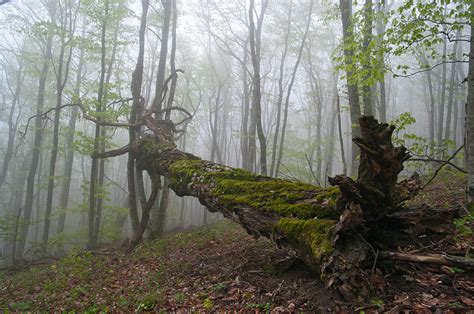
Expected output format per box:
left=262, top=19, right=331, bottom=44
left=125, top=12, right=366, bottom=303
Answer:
left=0, top=0, right=469, bottom=269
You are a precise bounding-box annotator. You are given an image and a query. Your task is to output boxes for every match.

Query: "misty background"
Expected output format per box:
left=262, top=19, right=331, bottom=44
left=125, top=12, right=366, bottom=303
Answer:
left=0, top=0, right=468, bottom=265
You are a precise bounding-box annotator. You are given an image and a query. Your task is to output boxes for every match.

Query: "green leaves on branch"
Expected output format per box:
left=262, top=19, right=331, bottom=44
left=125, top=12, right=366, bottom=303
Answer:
left=386, top=0, right=471, bottom=76
left=336, top=1, right=471, bottom=82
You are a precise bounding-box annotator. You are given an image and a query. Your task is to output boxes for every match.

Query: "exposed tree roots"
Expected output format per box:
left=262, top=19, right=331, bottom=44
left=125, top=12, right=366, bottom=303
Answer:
left=97, top=115, right=460, bottom=300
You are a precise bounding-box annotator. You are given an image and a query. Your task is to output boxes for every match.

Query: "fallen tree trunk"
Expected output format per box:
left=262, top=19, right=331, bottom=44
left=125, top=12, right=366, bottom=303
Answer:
left=98, top=116, right=456, bottom=299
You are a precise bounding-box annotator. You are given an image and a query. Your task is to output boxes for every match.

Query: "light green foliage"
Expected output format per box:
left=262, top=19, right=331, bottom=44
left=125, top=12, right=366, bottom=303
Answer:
left=334, top=1, right=386, bottom=90
left=454, top=202, right=474, bottom=237
left=136, top=294, right=156, bottom=311
left=244, top=302, right=272, bottom=311
left=203, top=297, right=214, bottom=311
left=371, top=298, right=385, bottom=307
left=336, top=0, right=471, bottom=93
left=212, top=282, right=227, bottom=292
left=385, top=0, right=471, bottom=75
left=174, top=292, right=186, bottom=304
left=390, top=112, right=426, bottom=154
left=275, top=218, right=335, bottom=264
left=11, top=301, right=32, bottom=311
left=390, top=112, right=458, bottom=172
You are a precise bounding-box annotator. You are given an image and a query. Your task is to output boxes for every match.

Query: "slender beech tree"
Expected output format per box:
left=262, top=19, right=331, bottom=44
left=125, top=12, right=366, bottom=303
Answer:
left=18, top=7, right=55, bottom=257
left=248, top=0, right=269, bottom=175
left=466, top=3, right=474, bottom=200
left=0, top=57, right=24, bottom=189
left=269, top=0, right=293, bottom=177
left=88, top=0, right=109, bottom=249
left=437, top=33, right=448, bottom=149
left=56, top=33, right=86, bottom=254
left=275, top=0, right=313, bottom=177
left=151, top=0, right=178, bottom=239
left=339, top=0, right=361, bottom=176
left=128, top=0, right=150, bottom=246
left=361, top=0, right=374, bottom=115
left=444, top=30, right=460, bottom=145
left=150, top=0, right=171, bottom=117
left=375, top=0, right=387, bottom=122
left=42, top=0, right=78, bottom=253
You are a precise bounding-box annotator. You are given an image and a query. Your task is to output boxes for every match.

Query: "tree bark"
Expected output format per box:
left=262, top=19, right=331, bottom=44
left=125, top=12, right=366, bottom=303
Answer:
left=275, top=0, right=314, bottom=177
left=340, top=0, right=361, bottom=176
left=128, top=0, right=150, bottom=243
left=466, top=3, right=474, bottom=200
left=336, top=94, right=348, bottom=176
left=42, top=3, right=76, bottom=253
left=248, top=0, right=269, bottom=175
left=0, top=60, right=24, bottom=189
left=375, top=0, right=387, bottom=122
left=444, top=30, right=460, bottom=147
left=17, top=24, right=55, bottom=258
left=150, top=0, right=171, bottom=117
left=361, top=0, right=374, bottom=115
left=56, top=22, right=87, bottom=254
left=270, top=0, right=293, bottom=177
left=436, top=35, right=448, bottom=150
left=88, top=0, right=109, bottom=249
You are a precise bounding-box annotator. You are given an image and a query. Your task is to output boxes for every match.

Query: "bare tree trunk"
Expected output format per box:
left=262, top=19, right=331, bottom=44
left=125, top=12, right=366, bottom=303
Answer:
left=375, top=0, right=387, bottom=122
left=425, top=63, right=436, bottom=149
left=94, top=12, right=121, bottom=247
left=248, top=0, right=269, bottom=175
left=324, top=97, right=338, bottom=180
left=275, top=0, right=314, bottom=177
left=240, top=42, right=252, bottom=171
left=4, top=157, right=28, bottom=265
left=149, top=0, right=178, bottom=240
left=56, top=26, right=86, bottom=254
left=339, top=0, right=361, bottom=176
left=437, top=34, right=448, bottom=148
left=465, top=4, right=474, bottom=200
left=42, top=4, right=76, bottom=253
left=444, top=30, right=460, bottom=145
left=361, top=0, right=374, bottom=115
left=88, top=0, right=109, bottom=249
left=150, top=0, right=171, bottom=117
left=17, top=27, right=54, bottom=258
left=336, top=94, right=348, bottom=175
left=0, top=61, right=24, bottom=189
left=128, top=0, right=150, bottom=243
left=270, top=0, right=293, bottom=177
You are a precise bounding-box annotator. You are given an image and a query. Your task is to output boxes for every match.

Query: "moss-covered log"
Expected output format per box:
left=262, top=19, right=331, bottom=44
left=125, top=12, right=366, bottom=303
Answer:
left=97, top=116, right=455, bottom=299
left=136, top=136, right=343, bottom=269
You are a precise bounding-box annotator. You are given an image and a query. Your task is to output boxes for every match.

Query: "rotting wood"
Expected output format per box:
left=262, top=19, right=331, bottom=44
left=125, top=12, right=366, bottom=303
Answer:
left=95, top=115, right=457, bottom=299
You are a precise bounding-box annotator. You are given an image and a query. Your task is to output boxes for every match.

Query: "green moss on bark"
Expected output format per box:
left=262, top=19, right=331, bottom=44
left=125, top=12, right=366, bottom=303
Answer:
left=275, top=218, right=335, bottom=265
left=168, top=159, right=340, bottom=220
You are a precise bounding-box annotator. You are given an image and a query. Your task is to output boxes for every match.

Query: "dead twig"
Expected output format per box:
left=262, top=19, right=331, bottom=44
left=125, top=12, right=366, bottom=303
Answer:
left=379, top=251, right=474, bottom=270
left=20, top=98, right=135, bottom=138
left=408, top=236, right=451, bottom=254
left=421, top=145, right=465, bottom=189
left=305, top=153, right=321, bottom=186
left=271, top=280, right=285, bottom=303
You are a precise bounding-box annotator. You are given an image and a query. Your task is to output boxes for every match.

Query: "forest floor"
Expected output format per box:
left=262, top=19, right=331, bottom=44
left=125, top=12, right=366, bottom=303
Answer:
left=0, top=174, right=473, bottom=312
